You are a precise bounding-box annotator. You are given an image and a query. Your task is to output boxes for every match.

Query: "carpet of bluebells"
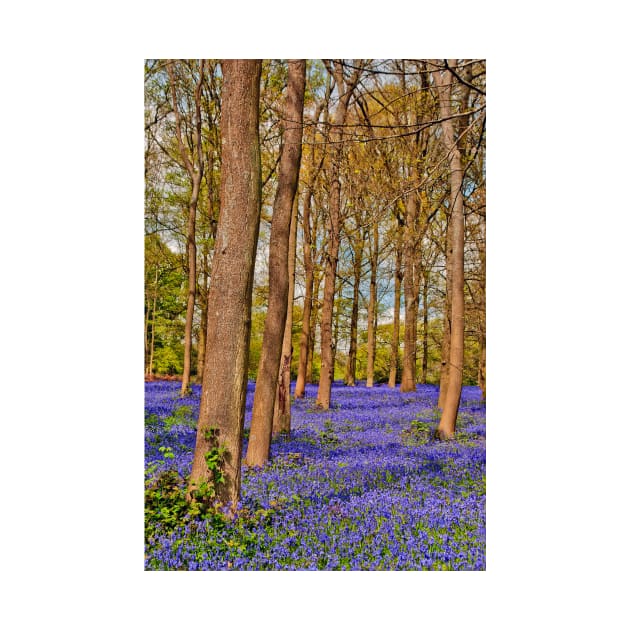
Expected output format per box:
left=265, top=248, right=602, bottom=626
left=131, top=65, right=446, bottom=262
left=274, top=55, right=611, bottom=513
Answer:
left=145, top=380, right=485, bottom=570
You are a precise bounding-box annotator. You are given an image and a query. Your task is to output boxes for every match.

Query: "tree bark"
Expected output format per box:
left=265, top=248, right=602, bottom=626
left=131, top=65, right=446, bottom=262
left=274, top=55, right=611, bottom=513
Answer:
left=366, top=222, right=379, bottom=387
left=196, top=260, right=208, bottom=380
left=316, top=60, right=360, bottom=409
left=196, top=162, right=218, bottom=381
left=388, top=233, right=402, bottom=388
left=435, top=60, right=466, bottom=440
left=166, top=60, right=205, bottom=397
left=400, top=193, right=420, bottom=392
left=146, top=266, right=158, bottom=377
left=344, top=232, right=364, bottom=386
left=273, top=196, right=300, bottom=435
left=420, top=270, right=430, bottom=383
left=245, top=60, right=305, bottom=467
left=188, top=59, right=262, bottom=511
left=438, top=216, right=453, bottom=409
left=294, top=189, right=314, bottom=398
left=478, top=332, right=486, bottom=401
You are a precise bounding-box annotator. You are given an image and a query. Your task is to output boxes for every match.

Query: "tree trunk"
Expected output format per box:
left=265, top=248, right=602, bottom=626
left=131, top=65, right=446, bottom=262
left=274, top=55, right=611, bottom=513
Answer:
left=388, top=243, right=402, bottom=388
left=196, top=266, right=208, bottom=380
left=438, top=216, right=453, bottom=409
left=478, top=332, right=486, bottom=401
left=316, top=61, right=359, bottom=409
left=366, top=222, right=379, bottom=387
left=188, top=59, right=262, bottom=511
left=344, top=234, right=364, bottom=386
left=273, top=196, right=300, bottom=435
left=147, top=267, right=158, bottom=378
left=331, top=275, right=342, bottom=376
left=435, top=60, right=466, bottom=440
left=421, top=270, right=429, bottom=384
left=181, top=184, right=200, bottom=394
left=294, top=189, right=314, bottom=398
left=400, top=193, right=420, bottom=392
left=146, top=265, right=159, bottom=377
left=245, top=61, right=305, bottom=467
left=196, top=166, right=217, bottom=381
left=306, top=313, right=316, bottom=383
left=165, top=60, right=205, bottom=397
left=316, top=208, right=341, bottom=408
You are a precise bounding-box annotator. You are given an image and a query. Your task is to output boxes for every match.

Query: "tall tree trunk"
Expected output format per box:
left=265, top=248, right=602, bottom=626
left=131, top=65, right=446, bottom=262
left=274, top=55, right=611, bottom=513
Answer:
left=196, top=165, right=217, bottom=381
left=438, top=216, right=453, bottom=409
left=388, top=235, right=402, bottom=388
left=295, top=189, right=314, bottom=398
left=435, top=60, right=466, bottom=440
left=344, top=234, right=364, bottom=386
left=166, top=60, right=205, bottom=397
left=366, top=222, right=379, bottom=387
left=306, top=313, right=316, bottom=383
left=421, top=270, right=429, bottom=384
left=181, top=185, right=199, bottom=394
left=188, top=59, right=262, bottom=511
left=196, top=266, right=208, bottom=380
left=147, top=266, right=158, bottom=378
left=316, top=60, right=360, bottom=409
left=331, top=276, right=343, bottom=376
left=245, top=60, right=305, bottom=467
left=478, top=332, right=486, bottom=401
left=316, top=204, right=341, bottom=408
left=400, top=193, right=420, bottom=392
left=273, top=196, right=300, bottom=435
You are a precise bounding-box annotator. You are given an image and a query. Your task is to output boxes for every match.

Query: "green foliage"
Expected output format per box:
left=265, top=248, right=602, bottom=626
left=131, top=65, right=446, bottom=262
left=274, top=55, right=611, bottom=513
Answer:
left=145, top=425, right=228, bottom=542
left=145, top=233, right=186, bottom=375
left=317, top=419, right=340, bottom=450
left=401, top=420, right=434, bottom=446
left=164, top=405, right=195, bottom=429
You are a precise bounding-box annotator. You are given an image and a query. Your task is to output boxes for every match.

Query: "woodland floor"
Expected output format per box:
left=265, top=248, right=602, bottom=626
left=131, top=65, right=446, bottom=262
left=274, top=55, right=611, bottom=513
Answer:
left=144, top=380, right=485, bottom=570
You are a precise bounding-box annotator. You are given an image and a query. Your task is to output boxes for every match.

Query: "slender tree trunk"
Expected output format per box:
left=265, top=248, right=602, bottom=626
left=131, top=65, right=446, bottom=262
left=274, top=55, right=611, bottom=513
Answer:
left=144, top=299, right=150, bottom=373
left=400, top=193, right=420, bottom=392
left=366, top=222, right=379, bottom=387
left=196, top=265, right=208, bottom=380
left=147, top=266, right=158, bottom=378
left=245, top=60, right=305, bottom=467
left=388, top=238, right=402, bottom=388
left=344, top=235, right=364, bottom=386
left=307, top=268, right=322, bottom=382
left=166, top=60, right=205, bottom=397
left=273, top=197, right=300, bottom=435
left=478, top=332, right=486, bottom=401
left=306, top=315, right=316, bottom=383
left=188, top=59, right=262, bottom=511
left=421, top=270, right=429, bottom=384
left=181, top=185, right=200, bottom=394
left=435, top=60, right=466, bottom=440
left=316, top=209, right=341, bottom=408
left=331, top=276, right=342, bottom=376
left=438, top=217, right=453, bottom=409
left=197, top=167, right=217, bottom=381
left=316, top=61, right=359, bottom=409
left=295, top=189, right=314, bottom=398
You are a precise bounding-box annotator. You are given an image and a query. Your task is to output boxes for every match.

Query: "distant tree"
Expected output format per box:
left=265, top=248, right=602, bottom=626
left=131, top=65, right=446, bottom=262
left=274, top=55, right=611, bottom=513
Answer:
left=295, top=71, right=331, bottom=398
left=316, top=60, right=362, bottom=409
left=165, top=60, right=206, bottom=396
left=388, top=221, right=403, bottom=388
left=188, top=60, right=262, bottom=511
left=246, top=60, right=306, bottom=467
left=144, top=233, right=186, bottom=376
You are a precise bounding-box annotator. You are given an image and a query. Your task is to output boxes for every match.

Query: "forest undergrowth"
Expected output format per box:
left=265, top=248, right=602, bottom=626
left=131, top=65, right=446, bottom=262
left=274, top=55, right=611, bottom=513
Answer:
left=144, top=380, right=485, bottom=570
